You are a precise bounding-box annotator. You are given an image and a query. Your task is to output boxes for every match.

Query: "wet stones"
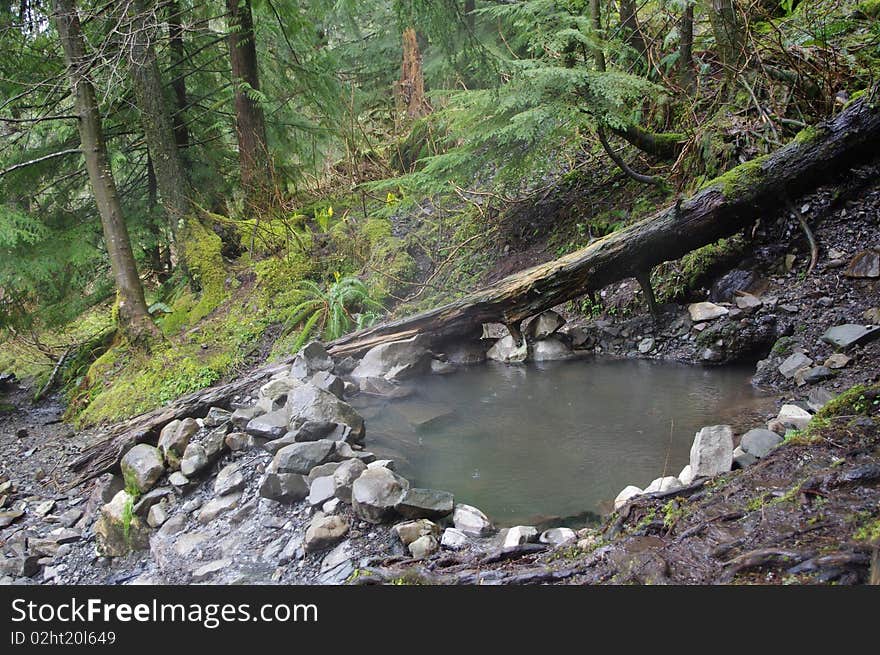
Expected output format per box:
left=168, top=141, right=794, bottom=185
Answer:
left=486, top=335, right=528, bottom=364
left=350, top=337, right=432, bottom=382
left=352, top=467, right=409, bottom=523
left=120, top=444, right=165, bottom=494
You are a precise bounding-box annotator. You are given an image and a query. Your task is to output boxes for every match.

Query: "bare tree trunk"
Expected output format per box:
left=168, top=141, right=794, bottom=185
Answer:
left=167, top=0, right=189, bottom=152
left=52, top=0, right=157, bottom=344
left=464, top=0, right=476, bottom=31
left=398, top=27, right=430, bottom=119
left=226, top=0, right=271, bottom=205
left=618, top=0, right=647, bottom=64
left=679, top=1, right=696, bottom=94
left=709, top=0, right=745, bottom=81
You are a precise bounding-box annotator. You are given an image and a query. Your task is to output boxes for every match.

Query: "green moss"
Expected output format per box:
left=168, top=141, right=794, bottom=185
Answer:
left=182, top=218, right=231, bottom=323
left=858, top=0, right=880, bottom=18
left=853, top=516, right=880, bottom=543
left=703, top=155, right=770, bottom=197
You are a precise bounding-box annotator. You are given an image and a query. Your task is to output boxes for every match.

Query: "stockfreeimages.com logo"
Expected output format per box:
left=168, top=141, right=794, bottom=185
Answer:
left=11, top=597, right=318, bottom=630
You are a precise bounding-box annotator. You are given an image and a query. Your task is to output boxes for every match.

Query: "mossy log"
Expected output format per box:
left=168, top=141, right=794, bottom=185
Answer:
left=327, top=94, right=880, bottom=357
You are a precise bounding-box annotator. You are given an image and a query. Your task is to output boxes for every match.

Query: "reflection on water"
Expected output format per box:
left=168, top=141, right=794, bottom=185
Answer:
left=354, top=358, right=770, bottom=527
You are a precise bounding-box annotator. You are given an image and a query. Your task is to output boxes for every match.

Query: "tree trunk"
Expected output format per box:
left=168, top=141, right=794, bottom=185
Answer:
left=226, top=0, right=271, bottom=205
left=326, top=95, right=880, bottom=357
left=167, top=0, right=189, bottom=152
left=618, top=0, right=648, bottom=64
left=709, top=0, right=745, bottom=79
left=52, top=0, right=157, bottom=344
left=398, top=27, right=430, bottom=119
left=679, top=1, right=696, bottom=94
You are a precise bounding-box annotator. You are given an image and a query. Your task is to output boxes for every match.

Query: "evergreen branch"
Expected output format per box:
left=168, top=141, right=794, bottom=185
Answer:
left=0, top=149, right=82, bottom=178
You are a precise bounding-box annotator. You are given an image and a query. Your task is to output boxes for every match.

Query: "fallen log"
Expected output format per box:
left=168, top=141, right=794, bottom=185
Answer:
left=327, top=93, right=880, bottom=357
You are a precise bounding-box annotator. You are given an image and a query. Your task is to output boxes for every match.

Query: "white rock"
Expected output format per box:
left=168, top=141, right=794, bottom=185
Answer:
left=777, top=404, right=812, bottom=431
left=452, top=504, right=494, bottom=537
left=440, top=528, right=469, bottom=550
left=503, top=525, right=538, bottom=548
left=644, top=476, right=683, bottom=494
left=486, top=336, right=528, bottom=364
left=688, top=302, right=728, bottom=322
left=678, top=465, right=694, bottom=486
left=539, top=527, right=576, bottom=546
left=689, top=425, right=733, bottom=477
left=613, top=485, right=643, bottom=510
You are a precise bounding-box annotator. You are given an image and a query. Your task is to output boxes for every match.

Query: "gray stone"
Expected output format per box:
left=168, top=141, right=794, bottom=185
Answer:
left=531, top=337, right=575, bottom=362
left=637, top=338, right=655, bottom=354
left=526, top=311, right=565, bottom=340
left=733, top=446, right=758, bottom=468
left=245, top=409, right=289, bottom=439
left=132, top=487, right=174, bottom=516
left=332, top=459, right=367, bottom=503
left=158, top=513, right=187, bottom=537
left=807, top=387, right=834, bottom=412
left=168, top=471, right=191, bottom=489
left=443, top=341, right=488, bottom=366
left=147, top=503, right=169, bottom=528
left=225, top=432, right=255, bottom=451
left=824, top=353, right=851, bottom=369
left=304, top=515, right=349, bottom=552
left=350, top=337, right=432, bottom=381
left=196, top=492, right=241, bottom=524
left=503, top=526, right=538, bottom=548
left=179, top=443, right=209, bottom=478
left=844, top=249, right=880, bottom=278
left=644, top=476, right=683, bottom=494
left=157, top=418, right=199, bottom=468
left=285, top=384, right=365, bottom=443
left=120, top=444, right=165, bottom=493
left=259, top=472, right=309, bottom=504
left=821, top=324, right=880, bottom=349
left=408, top=535, right=439, bottom=559
left=214, top=464, right=245, bottom=496
left=320, top=541, right=354, bottom=573
left=0, top=509, right=22, bottom=529
left=777, top=404, right=812, bottom=430
left=308, top=476, right=337, bottom=507
left=779, top=352, right=813, bottom=379
left=799, top=366, right=833, bottom=385
left=701, top=348, right=723, bottom=363
left=735, top=293, right=762, bottom=312
left=430, top=359, right=456, bottom=375
left=308, top=461, right=342, bottom=483
left=613, top=485, right=642, bottom=510
left=352, top=467, right=409, bottom=523
left=301, top=341, right=335, bottom=372
left=0, top=555, right=40, bottom=578
left=357, top=377, right=414, bottom=398
left=231, top=407, right=260, bottom=429
left=322, top=498, right=340, bottom=514
left=203, top=407, right=232, bottom=428
left=259, top=377, right=298, bottom=402
left=740, top=428, right=783, bottom=458
left=393, top=519, right=439, bottom=546
left=487, top=335, right=528, bottom=363
left=539, top=527, right=577, bottom=546
left=678, top=465, right=694, bottom=486
left=689, top=425, right=733, bottom=478
left=271, top=440, right=337, bottom=475
left=310, top=371, right=345, bottom=399
left=94, top=491, right=150, bottom=557
left=368, top=459, right=395, bottom=471
left=440, top=527, right=468, bottom=550
left=452, top=504, right=494, bottom=537
left=191, top=558, right=231, bottom=583
left=395, top=488, right=454, bottom=520
left=688, top=302, right=728, bottom=322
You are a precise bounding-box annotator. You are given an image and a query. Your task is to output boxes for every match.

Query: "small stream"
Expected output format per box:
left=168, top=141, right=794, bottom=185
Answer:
left=353, top=359, right=771, bottom=527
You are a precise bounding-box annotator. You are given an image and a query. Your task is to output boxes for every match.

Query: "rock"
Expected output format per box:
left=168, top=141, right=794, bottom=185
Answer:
left=304, top=515, right=349, bottom=552
left=688, top=302, right=728, bottom=322
left=443, top=341, right=488, bottom=366
left=0, top=555, right=41, bottom=578
left=57, top=508, right=83, bottom=528
left=777, top=404, right=812, bottom=431
left=245, top=409, right=289, bottom=439
left=798, top=366, right=833, bottom=385
left=320, top=541, right=354, bottom=573
left=689, top=425, right=733, bottom=478
left=701, top=348, right=723, bottom=363
left=408, top=535, right=439, bottom=559
left=94, top=491, right=150, bottom=557
left=34, top=499, right=55, bottom=517
left=158, top=513, right=187, bottom=537
left=395, top=488, right=454, bottom=520
left=368, top=459, right=395, bottom=471
left=767, top=419, right=787, bottom=436
left=778, top=352, right=813, bottom=379
left=225, top=432, right=254, bottom=451
left=323, top=498, right=340, bottom=514
left=300, top=341, right=335, bottom=373
left=430, top=359, right=456, bottom=375
left=539, top=527, right=576, bottom=546
left=285, top=384, right=365, bottom=443
left=710, top=269, right=755, bottom=302
left=173, top=531, right=210, bottom=556
left=231, top=407, right=260, bottom=429
left=740, top=428, right=783, bottom=458
left=393, top=519, right=439, bottom=546
left=357, top=377, right=414, bottom=398
left=614, top=485, right=643, bottom=510
left=821, top=324, right=880, bottom=349
left=191, top=558, right=231, bottom=583
left=308, top=461, right=342, bottom=483
left=259, top=472, right=309, bottom=504
left=132, top=487, right=174, bottom=516
left=824, top=353, right=851, bottom=369
left=350, top=337, right=432, bottom=381
left=308, top=476, right=337, bottom=507
left=678, top=465, right=694, bottom=486
left=487, top=335, right=528, bottom=363
left=531, top=337, right=575, bottom=361
left=214, top=464, right=245, bottom=496
left=334, top=356, right=358, bottom=375
left=310, top=371, right=344, bottom=399
left=503, top=526, right=538, bottom=548
left=844, top=249, right=880, bottom=278
left=271, top=440, right=337, bottom=475
left=332, top=459, right=367, bottom=503
left=525, top=311, right=565, bottom=340
left=732, top=446, right=758, bottom=469
left=452, top=504, right=494, bottom=537
left=157, top=418, right=199, bottom=468
left=864, top=307, right=880, bottom=324
left=734, top=293, right=762, bottom=312
left=168, top=471, right=191, bottom=489
left=644, top=476, right=683, bottom=494
left=179, top=443, right=209, bottom=478
left=147, top=503, right=169, bottom=528
left=203, top=407, right=232, bottom=428
left=120, top=444, right=165, bottom=494
left=807, top=387, right=834, bottom=412
left=352, top=467, right=409, bottom=524
left=196, top=492, right=241, bottom=524
left=637, top=338, right=655, bottom=354
left=440, top=528, right=469, bottom=550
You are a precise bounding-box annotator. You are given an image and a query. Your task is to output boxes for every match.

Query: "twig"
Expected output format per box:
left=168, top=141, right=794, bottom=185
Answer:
left=786, top=198, right=819, bottom=276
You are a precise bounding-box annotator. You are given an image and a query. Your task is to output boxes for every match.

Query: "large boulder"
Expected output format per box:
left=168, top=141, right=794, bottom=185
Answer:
left=120, top=444, right=165, bottom=494
left=270, top=440, right=337, bottom=475
left=452, top=504, right=494, bottom=537
left=503, top=525, right=538, bottom=548
left=285, top=384, right=365, bottom=443
left=310, top=371, right=345, bottom=399
left=157, top=418, right=199, bottom=469
left=614, top=485, right=643, bottom=510
left=352, top=468, right=409, bottom=523
left=332, top=459, right=367, bottom=503
left=486, top=336, right=528, bottom=364
left=94, top=491, right=150, bottom=557
left=395, top=488, right=454, bottom=520
left=525, top=311, right=565, bottom=340
left=531, top=337, right=575, bottom=362
left=291, top=342, right=335, bottom=379
left=304, top=515, right=349, bottom=552
left=245, top=409, right=290, bottom=440
left=350, top=337, right=432, bottom=382
left=689, top=425, right=734, bottom=477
